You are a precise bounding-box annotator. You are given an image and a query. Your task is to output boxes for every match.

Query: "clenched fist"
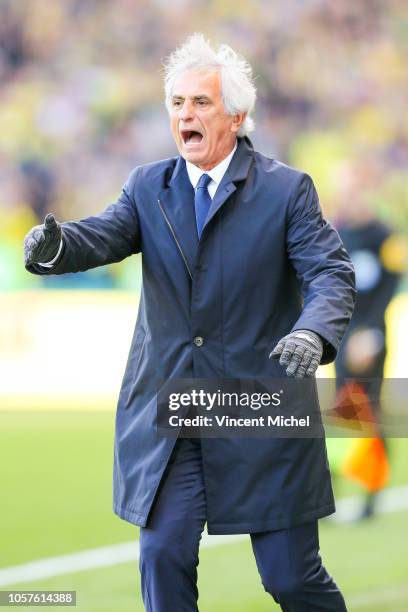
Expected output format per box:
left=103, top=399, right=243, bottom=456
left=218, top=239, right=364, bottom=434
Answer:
left=24, top=213, right=62, bottom=267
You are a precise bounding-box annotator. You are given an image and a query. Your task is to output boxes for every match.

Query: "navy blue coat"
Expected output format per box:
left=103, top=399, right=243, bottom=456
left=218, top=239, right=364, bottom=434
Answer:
left=28, top=137, right=356, bottom=534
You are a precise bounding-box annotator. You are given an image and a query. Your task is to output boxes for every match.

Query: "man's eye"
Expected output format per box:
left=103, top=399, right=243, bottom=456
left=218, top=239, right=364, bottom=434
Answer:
left=198, top=100, right=208, bottom=106
left=173, top=100, right=182, bottom=107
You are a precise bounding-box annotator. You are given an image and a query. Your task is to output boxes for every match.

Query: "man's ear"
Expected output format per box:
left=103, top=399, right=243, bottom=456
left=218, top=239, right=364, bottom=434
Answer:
left=230, top=112, right=247, bottom=133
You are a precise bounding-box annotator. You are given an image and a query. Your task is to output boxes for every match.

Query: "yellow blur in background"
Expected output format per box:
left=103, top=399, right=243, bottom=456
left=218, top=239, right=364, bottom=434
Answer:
left=0, top=290, right=407, bottom=411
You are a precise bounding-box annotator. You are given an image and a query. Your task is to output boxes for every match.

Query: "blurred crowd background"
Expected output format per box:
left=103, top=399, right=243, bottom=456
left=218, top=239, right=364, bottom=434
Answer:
left=1, top=0, right=407, bottom=290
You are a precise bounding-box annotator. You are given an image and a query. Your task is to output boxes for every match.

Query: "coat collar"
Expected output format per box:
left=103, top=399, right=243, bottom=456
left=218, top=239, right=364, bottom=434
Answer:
left=166, top=135, right=254, bottom=189
left=157, top=137, right=254, bottom=277
left=204, top=136, right=254, bottom=230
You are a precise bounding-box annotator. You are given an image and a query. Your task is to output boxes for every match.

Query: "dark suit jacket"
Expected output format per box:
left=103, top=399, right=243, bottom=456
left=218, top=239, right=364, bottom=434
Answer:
left=27, top=137, right=356, bottom=533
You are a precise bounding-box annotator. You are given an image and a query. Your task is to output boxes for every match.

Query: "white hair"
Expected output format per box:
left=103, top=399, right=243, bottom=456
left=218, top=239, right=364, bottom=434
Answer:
left=163, top=33, right=256, bottom=137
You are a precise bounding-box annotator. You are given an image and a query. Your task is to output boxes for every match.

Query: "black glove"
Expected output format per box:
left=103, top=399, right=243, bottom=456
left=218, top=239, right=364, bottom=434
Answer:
left=269, top=330, right=323, bottom=378
left=24, top=213, right=62, bottom=267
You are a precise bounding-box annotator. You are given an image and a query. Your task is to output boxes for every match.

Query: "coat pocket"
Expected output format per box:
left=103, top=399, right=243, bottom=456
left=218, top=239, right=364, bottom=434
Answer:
left=119, top=327, right=148, bottom=410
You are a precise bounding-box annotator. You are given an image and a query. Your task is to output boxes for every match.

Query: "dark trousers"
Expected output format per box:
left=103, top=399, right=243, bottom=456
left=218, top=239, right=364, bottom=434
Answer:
left=139, top=438, right=347, bottom=611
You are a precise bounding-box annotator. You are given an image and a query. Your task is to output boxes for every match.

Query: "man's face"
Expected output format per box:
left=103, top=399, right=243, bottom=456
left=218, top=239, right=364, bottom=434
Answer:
left=169, top=69, right=244, bottom=170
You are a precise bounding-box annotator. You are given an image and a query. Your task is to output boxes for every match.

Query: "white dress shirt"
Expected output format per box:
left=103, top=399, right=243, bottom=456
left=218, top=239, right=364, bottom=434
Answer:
left=40, top=141, right=238, bottom=266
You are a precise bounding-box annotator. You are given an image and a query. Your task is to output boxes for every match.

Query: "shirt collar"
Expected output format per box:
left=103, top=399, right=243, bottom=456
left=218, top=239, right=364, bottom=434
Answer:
left=185, top=141, right=238, bottom=189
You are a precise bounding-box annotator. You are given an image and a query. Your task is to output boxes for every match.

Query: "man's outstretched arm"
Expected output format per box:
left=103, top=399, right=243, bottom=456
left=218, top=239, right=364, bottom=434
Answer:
left=24, top=170, right=140, bottom=276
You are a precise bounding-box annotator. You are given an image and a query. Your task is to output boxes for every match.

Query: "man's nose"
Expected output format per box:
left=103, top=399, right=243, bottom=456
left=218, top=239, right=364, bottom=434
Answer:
left=179, top=100, right=194, bottom=121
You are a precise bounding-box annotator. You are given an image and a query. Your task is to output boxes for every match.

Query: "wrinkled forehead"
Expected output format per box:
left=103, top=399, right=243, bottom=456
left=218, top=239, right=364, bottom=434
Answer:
left=171, top=68, right=222, bottom=99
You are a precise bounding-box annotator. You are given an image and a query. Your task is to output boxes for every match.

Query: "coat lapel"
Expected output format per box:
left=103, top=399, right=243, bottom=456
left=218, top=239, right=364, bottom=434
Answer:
left=157, top=157, right=198, bottom=278
left=203, top=136, right=254, bottom=232
left=156, top=137, right=254, bottom=277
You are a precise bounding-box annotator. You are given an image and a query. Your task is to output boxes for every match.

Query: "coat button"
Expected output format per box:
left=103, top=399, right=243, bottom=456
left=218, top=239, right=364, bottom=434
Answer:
left=193, top=336, right=204, bottom=347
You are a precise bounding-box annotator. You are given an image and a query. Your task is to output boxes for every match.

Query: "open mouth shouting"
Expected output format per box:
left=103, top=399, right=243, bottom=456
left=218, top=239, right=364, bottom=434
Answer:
left=180, top=128, right=204, bottom=147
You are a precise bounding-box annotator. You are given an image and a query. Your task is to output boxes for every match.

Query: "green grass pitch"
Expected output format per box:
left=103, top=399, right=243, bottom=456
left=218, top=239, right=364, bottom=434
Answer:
left=1, top=410, right=408, bottom=611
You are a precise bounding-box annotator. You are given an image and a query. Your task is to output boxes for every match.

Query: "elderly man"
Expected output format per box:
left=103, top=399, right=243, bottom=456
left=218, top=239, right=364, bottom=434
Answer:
left=24, top=34, right=355, bottom=612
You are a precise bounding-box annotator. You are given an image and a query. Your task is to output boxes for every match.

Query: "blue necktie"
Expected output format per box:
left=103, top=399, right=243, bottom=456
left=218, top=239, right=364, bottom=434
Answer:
left=194, top=173, right=212, bottom=239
